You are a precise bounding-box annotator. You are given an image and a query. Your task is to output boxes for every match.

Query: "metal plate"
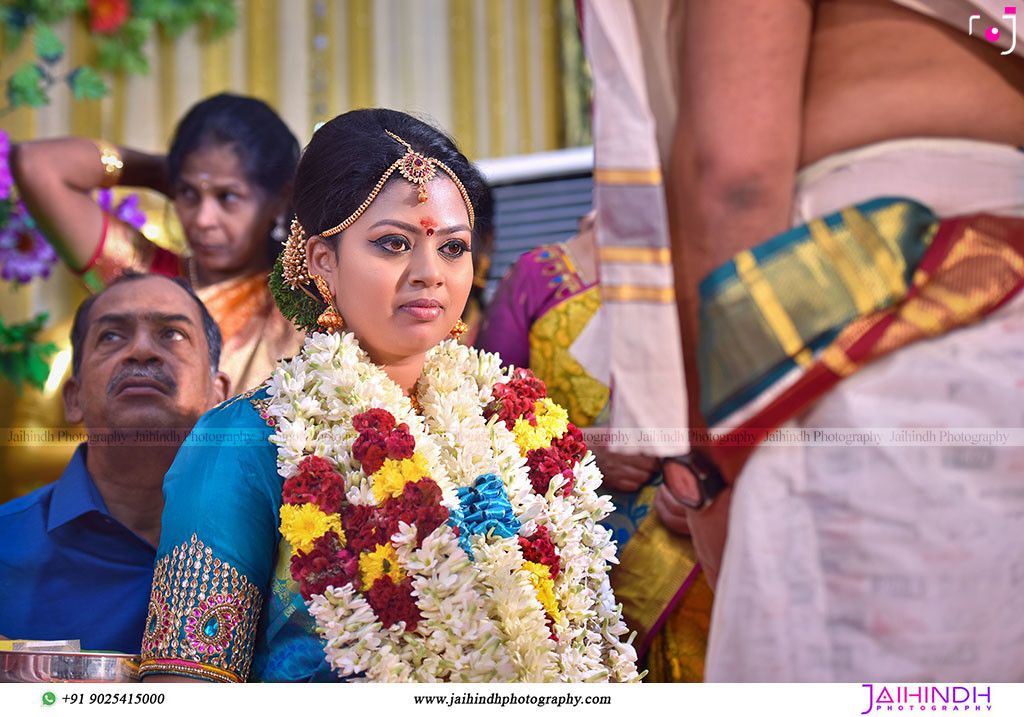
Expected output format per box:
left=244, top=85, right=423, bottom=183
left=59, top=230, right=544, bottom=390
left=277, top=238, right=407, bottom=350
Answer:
left=0, top=651, right=140, bottom=683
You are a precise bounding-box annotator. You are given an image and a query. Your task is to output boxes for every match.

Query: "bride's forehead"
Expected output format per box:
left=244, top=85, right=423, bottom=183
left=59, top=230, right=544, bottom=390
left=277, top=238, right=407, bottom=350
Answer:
left=360, top=177, right=471, bottom=225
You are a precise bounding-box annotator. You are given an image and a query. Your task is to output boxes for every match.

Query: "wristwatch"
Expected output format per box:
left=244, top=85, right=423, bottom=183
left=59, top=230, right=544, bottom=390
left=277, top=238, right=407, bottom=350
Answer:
left=660, top=450, right=728, bottom=511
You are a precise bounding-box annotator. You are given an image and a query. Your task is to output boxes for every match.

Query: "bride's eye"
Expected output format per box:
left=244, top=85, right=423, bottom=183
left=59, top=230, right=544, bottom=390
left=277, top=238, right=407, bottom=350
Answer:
left=373, top=235, right=410, bottom=254
left=440, top=239, right=469, bottom=259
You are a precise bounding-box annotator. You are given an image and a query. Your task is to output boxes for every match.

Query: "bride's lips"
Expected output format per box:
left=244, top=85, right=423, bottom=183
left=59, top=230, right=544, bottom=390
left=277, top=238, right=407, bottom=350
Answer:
left=399, top=298, right=443, bottom=321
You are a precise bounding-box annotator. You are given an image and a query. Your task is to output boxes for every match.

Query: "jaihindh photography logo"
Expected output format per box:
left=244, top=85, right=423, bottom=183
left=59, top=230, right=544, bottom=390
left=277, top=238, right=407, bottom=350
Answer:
left=860, top=685, right=993, bottom=713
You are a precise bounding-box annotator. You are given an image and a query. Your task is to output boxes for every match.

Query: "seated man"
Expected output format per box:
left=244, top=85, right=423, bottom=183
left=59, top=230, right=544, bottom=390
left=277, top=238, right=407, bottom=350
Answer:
left=0, top=274, right=228, bottom=654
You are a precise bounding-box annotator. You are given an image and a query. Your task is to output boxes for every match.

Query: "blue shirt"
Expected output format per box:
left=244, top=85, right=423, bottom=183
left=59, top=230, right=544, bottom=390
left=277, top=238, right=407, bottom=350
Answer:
left=0, top=444, right=156, bottom=654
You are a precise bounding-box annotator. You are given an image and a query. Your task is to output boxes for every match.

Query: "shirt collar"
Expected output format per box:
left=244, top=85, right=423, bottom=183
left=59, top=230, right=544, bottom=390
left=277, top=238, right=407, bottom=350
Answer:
left=46, top=443, right=110, bottom=532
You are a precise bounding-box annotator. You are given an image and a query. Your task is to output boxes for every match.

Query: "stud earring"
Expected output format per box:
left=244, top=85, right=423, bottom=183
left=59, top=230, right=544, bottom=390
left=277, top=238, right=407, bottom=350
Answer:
left=313, top=274, right=345, bottom=333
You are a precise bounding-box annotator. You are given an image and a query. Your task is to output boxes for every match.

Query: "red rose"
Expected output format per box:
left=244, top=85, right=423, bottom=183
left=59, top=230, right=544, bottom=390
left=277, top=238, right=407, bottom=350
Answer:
left=281, top=472, right=317, bottom=506
left=381, top=478, right=449, bottom=547
left=518, top=524, right=561, bottom=578
left=289, top=532, right=359, bottom=600
left=340, top=504, right=388, bottom=554
left=352, top=431, right=387, bottom=476
left=88, top=0, right=130, bottom=34
left=508, top=368, right=547, bottom=400
left=486, top=385, right=535, bottom=429
left=384, top=428, right=415, bottom=461
left=366, top=575, right=421, bottom=630
left=283, top=455, right=346, bottom=513
left=525, top=445, right=569, bottom=495
left=352, top=408, right=396, bottom=434
left=551, top=423, right=587, bottom=466
left=486, top=368, right=548, bottom=429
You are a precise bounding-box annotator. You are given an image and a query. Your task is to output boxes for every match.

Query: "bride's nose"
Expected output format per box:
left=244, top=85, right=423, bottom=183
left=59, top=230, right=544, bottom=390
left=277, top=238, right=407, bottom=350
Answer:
left=406, top=244, right=444, bottom=287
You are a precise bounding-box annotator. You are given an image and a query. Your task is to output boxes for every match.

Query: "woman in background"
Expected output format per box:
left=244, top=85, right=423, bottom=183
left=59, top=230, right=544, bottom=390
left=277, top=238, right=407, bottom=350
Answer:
left=11, top=93, right=304, bottom=393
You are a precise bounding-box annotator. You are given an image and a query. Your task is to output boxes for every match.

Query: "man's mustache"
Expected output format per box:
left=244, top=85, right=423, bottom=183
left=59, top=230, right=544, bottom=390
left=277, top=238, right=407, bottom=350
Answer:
left=107, top=364, right=177, bottom=397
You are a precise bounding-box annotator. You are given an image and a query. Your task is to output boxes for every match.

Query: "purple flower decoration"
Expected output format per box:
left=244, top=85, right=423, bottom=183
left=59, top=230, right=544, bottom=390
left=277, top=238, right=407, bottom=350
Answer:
left=96, top=188, right=147, bottom=230
left=0, top=130, right=12, bottom=201
left=0, top=203, right=58, bottom=284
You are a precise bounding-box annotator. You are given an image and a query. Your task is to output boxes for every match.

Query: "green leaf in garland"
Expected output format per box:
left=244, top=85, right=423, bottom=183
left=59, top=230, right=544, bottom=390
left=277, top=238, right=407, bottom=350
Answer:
left=0, top=6, right=30, bottom=51
left=0, top=312, right=58, bottom=394
left=199, top=0, right=238, bottom=37
left=7, top=63, right=49, bottom=108
left=95, top=37, right=126, bottom=72
left=133, top=0, right=175, bottom=24
left=25, top=340, right=57, bottom=390
left=67, top=66, right=108, bottom=101
left=34, top=25, right=64, bottom=64
left=33, top=0, right=86, bottom=25
left=95, top=36, right=148, bottom=75
left=121, top=17, right=155, bottom=46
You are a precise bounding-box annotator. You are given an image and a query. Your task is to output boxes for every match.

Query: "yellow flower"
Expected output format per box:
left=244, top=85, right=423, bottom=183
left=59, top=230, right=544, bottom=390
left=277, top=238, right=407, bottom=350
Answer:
left=372, top=452, right=431, bottom=503
left=359, top=542, right=406, bottom=587
left=520, top=560, right=562, bottom=623
left=279, top=503, right=346, bottom=553
left=512, top=399, right=569, bottom=455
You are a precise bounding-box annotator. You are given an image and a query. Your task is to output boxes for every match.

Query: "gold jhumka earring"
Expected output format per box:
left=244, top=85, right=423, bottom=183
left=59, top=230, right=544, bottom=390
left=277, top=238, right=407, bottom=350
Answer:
left=449, top=319, right=468, bottom=340
left=312, top=274, right=345, bottom=333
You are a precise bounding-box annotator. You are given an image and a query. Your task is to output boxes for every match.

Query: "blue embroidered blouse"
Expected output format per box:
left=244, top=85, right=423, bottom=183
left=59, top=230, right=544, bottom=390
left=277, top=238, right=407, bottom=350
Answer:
left=138, top=388, right=338, bottom=682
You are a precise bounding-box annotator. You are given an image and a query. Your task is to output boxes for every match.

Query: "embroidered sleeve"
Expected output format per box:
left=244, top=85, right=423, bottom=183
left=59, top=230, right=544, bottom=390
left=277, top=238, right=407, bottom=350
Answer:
left=139, top=534, right=263, bottom=683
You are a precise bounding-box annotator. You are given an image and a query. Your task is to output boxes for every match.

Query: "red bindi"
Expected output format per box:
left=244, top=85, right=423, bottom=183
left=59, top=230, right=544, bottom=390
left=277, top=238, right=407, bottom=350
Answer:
left=420, top=217, right=437, bottom=236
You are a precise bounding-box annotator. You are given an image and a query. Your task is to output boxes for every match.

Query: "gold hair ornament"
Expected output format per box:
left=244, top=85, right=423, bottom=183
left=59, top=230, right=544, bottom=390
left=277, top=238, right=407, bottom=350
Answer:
left=282, top=218, right=310, bottom=290
left=320, top=130, right=475, bottom=238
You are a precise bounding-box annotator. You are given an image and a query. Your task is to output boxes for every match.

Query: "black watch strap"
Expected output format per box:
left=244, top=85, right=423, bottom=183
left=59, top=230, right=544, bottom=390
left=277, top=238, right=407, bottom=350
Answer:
left=662, top=450, right=728, bottom=510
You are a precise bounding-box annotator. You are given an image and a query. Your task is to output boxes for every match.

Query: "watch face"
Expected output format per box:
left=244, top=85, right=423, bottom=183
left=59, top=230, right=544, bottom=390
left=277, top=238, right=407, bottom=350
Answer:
left=661, top=457, right=703, bottom=509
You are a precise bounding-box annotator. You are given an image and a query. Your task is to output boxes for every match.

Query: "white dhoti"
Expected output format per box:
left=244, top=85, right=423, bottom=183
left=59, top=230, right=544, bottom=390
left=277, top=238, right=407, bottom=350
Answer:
left=705, top=138, right=1024, bottom=681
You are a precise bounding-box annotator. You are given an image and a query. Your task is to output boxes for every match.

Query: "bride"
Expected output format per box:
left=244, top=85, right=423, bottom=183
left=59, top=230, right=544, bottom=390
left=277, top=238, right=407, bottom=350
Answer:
left=139, top=109, right=639, bottom=683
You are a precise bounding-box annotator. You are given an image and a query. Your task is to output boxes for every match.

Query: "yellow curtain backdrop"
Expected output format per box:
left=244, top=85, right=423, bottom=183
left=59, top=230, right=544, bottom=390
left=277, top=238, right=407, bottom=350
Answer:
left=0, top=0, right=572, bottom=155
left=0, top=0, right=585, bottom=502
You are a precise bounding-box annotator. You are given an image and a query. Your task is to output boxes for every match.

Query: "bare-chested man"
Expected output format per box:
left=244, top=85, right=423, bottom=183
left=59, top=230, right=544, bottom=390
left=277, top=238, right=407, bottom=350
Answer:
left=659, top=0, right=1024, bottom=681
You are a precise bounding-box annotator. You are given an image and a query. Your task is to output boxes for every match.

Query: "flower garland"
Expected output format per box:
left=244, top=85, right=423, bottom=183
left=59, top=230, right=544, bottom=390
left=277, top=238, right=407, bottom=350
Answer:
left=265, top=331, right=639, bottom=682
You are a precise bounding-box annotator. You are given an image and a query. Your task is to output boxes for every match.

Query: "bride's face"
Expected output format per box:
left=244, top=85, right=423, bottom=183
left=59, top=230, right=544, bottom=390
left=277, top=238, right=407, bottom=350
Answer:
left=307, top=176, right=474, bottom=364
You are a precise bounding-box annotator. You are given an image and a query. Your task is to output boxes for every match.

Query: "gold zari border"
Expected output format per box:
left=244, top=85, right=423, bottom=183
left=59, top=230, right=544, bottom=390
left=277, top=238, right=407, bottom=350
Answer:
left=601, top=284, right=676, bottom=303
left=593, top=167, right=663, bottom=185
left=599, top=246, right=672, bottom=265
left=734, top=250, right=813, bottom=367
left=138, top=659, right=239, bottom=683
